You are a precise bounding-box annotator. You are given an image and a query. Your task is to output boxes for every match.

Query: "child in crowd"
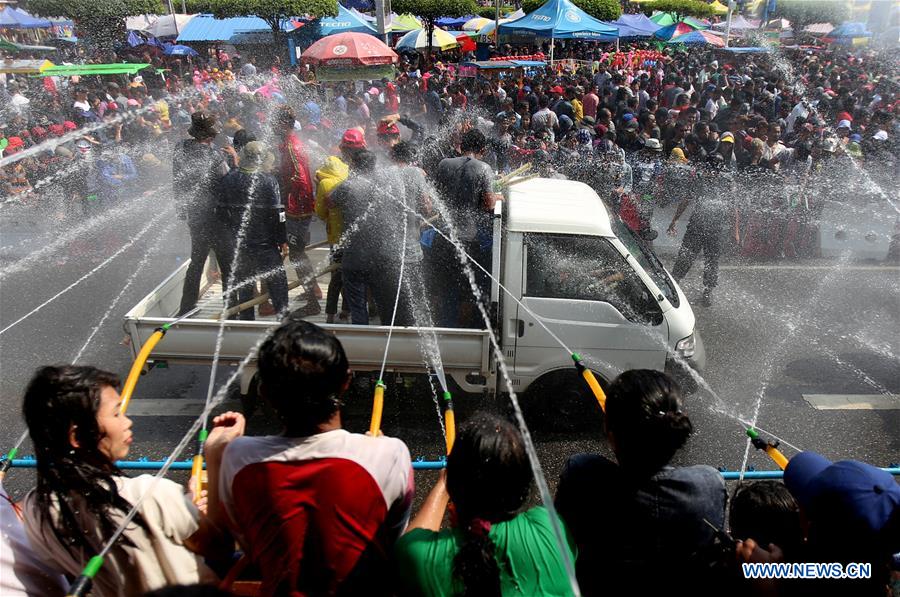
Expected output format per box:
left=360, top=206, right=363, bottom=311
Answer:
left=205, top=319, right=413, bottom=595
left=394, top=412, right=576, bottom=596
left=21, top=365, right=230, bottom=597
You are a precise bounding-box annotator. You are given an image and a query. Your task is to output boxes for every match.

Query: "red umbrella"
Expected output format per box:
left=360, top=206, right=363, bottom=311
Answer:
left=301, top=32, right=397, bottom=67
left=455, top=32, right=476, bottom=53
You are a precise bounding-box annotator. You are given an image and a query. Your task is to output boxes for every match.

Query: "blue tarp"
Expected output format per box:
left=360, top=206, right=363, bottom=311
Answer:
left=498, top=0, right=617, bottom=41
left=436, top=15, right=476, bottom=28
left=177, top=14, right=296, bottom=43
left=610, top=14, right=660, bottom=38
left=0, top=7, right=52, bottom=29
left=827, top=22, right=872, bottom=38
left=317, top=5, right=376, bottom=36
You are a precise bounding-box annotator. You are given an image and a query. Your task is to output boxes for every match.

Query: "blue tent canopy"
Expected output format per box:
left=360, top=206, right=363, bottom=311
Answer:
left=498, top=0, right=617, bottom=41
left=610, top=14, right=660, bottom=38
left=0, top=7, right=52, bottom=29
left=177, top=14, right=296, bottom=43
left=317, top=4, right=376, bottom=35
left=436, top=15, right=476, bottom=28
left=164, top=43, right=199, bottom=56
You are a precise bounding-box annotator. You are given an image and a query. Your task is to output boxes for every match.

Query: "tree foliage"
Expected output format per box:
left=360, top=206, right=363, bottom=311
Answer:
left=521, top=0, right=620, bottom=21
left=210, top=0, right=337, bottom=36
left=391, top=0, right=477, bottom=64
left=641, top=0, right=716, bottom=20
left=27, top=0, right=164, bottom=50
left=774, top=0, right=850, bottom=31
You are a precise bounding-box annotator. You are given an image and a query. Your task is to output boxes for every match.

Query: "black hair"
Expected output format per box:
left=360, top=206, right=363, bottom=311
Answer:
left=729, top=481, right=802, bottom=555
left=144, top=585, right=236, bottom=597
left=348, top=148, right=376, bottom=173
left=390, top=140, right=418, bottom=164
left=232, top=129, right=256, bottom=152
left=23, top=365, right=145, bottom=555
left=604, top=369, right=692, bottom=476
left=256, top=320, right=350, bottom=435
left=447, top=412, right=532, bottom=597
left=460, top=129, right=487, bottom=154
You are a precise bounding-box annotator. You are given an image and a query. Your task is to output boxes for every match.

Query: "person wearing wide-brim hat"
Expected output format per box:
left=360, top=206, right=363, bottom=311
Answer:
left=187, top=111, right=219, bottom=140
left=213, top=141, right=290, bottom=321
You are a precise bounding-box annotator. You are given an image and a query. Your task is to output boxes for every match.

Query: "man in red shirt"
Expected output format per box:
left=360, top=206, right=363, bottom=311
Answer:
left=583, top=84, right=600, bottom=121
left=207, top=320, right=413, bottom=595
left=274, top=106, right=320, bottom=316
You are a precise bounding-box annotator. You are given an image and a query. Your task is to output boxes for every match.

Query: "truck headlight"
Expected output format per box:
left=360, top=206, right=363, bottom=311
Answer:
left=675, top=334, right=695, bottom=359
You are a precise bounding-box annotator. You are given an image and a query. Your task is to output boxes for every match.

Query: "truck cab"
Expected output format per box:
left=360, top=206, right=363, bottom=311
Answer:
left=491, top=177, right=703, bottom=399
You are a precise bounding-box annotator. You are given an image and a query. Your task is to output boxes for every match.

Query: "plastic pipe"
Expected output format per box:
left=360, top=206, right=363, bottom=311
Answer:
left=120, top=327, right=166, bottom=414
left=747, top=428, right=789, bottom=470
left=370, top=381, right=385, bottom=436
left=4, top=458, right=898, bottom=478
left=572, top=353, right=606, bottom=412
left=65, top=555, right=103, bottom=597
left=443, top=391, right=456, bottom=454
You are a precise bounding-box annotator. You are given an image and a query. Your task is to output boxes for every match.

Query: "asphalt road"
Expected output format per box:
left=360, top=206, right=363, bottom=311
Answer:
left=1, top=186, right=898, bottom=504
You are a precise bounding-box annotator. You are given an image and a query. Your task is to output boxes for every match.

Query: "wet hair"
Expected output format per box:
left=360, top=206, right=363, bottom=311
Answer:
left=232, top=129, right=256, bottom=152
left=391, top=140, right=418, bottom=164
left=23, top=365, right=145, bottom=555
left=256, top=320, right=350, bottom=433
left=460, top=129, right=487, bottom=154
left=348, top=148, right=376, bottom=173
left=604, top=370, right=692, bottom=475
left=273, top=105, right=296, bottom=129
left=729, top=482, right=802, bottom=555
left=447, top=412, right=532, bottom=597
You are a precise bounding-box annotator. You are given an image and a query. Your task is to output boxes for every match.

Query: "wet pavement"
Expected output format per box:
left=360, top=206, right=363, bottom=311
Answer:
left=1, top=188, right=898, bottom=503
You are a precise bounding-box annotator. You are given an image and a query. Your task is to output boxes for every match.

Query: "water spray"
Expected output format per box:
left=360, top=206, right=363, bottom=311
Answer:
left=370, top=220, right=408, bottom=436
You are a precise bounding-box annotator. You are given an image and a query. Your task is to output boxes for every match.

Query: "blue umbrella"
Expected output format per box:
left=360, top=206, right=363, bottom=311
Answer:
left=436, top=15, right=476, bottom=29
left=164, top=44, right=199, bottom=56
left=498, top=0, right=617, bottom=41
left=127, top=30, right=143, bottom=47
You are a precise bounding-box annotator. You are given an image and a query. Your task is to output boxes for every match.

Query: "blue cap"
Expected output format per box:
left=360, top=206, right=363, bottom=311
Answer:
left=622, top=112, right=635, bottom=121
left=785, top=452, right=899, bottom=535
left=523, top=85, right=531, bottom=92
left=849, top=133, right=862, bottom=143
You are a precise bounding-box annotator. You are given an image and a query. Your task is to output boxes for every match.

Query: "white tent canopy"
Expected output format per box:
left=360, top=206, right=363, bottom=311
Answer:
left=144, top=14, right=195, bottom=37
left=712, top=14, right=757, bottom=31
left=126, top=14, right=156, bottom=31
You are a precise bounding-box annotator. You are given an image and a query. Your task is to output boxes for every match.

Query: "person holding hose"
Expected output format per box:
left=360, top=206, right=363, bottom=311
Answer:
left=19, top=365, right=231, bottom=596
left=394, top=412, right=576, bottom=596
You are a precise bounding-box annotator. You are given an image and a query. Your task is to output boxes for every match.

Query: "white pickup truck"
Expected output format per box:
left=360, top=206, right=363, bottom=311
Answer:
left=124, top=177, right=704, bottom=423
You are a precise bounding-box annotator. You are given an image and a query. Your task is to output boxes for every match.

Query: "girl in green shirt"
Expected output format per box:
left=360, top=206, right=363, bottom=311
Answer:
left=394, top=412, right=576, bottom=597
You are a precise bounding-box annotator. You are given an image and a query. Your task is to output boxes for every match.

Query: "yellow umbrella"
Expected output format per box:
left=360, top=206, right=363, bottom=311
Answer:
left=396, top=27, right=459, bottom=51
left=462, top=17, right=492, bottom=31
left=710, top=0, right=729, bottom=15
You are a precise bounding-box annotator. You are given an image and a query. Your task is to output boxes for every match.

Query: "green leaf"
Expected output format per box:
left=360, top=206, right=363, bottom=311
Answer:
left=641, top=0, right=716, bottom=20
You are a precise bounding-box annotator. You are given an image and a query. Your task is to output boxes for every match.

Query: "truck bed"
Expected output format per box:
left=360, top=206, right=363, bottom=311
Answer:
left=123, top=245, right=492, bottom=381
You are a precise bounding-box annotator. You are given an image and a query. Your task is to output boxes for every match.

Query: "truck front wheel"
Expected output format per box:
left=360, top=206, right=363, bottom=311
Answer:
left=523, top=370, right=605, bottom=433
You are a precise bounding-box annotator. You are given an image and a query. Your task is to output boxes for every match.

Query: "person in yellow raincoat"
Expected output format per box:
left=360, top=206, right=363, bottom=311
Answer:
left=316, top=129, right=364, bottom=323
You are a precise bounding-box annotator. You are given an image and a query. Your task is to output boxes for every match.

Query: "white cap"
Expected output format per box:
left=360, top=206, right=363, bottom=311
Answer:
left=837, top=119, right=851, bottom=129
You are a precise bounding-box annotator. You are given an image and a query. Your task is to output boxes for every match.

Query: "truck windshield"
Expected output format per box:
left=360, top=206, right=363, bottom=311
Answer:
left=610, top=217, right=680, bottom=308
left=524, top=233, right=663, bottom=325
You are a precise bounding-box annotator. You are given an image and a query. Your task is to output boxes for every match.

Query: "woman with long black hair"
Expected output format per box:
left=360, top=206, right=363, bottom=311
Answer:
left=394, top=412, right=575, bottom=596
left=554, top=369, right=727, bottom=596
left=20, top=365, right=230, bottom=596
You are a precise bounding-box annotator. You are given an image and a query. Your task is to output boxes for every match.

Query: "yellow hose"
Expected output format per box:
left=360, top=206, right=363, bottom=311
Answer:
left=444, top=408, right=456, bottom=454
left=581, top=369, right=607, bottom=413
left=191, top=454, right=205, bottom=503
left=120, top=329, right=165, bottom=414
left=765, top=445, right=789, bottom=470
left=370, top=382, right=385, bottom=436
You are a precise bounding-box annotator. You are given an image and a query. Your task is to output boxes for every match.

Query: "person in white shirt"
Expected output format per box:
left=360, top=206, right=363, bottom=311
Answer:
left=20, top=365, right=231, bottom=597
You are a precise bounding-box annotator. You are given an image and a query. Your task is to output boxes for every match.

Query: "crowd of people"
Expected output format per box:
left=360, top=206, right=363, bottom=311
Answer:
left=1, top=31, right=899, bottom=597
left=2, top=320, right=898, bottom=596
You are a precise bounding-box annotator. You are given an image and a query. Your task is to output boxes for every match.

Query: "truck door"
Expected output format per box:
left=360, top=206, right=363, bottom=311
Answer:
left=513, top=233, right=669, bottom=381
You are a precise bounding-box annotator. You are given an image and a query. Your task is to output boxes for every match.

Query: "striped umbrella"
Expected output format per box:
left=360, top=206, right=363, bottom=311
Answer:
left=668, top=29, right=725, bottom=47
left=396, top=27, right=459, bottom=50
left=462, top=17, right=492, bottom=31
